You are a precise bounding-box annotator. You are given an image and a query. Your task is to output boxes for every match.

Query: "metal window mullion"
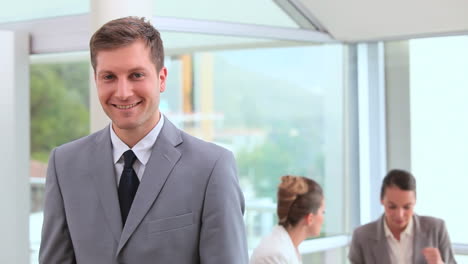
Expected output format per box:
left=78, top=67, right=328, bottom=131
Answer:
left=357, top=42, right=387, bottom=225
left=0, top=14, right=336, bottom=55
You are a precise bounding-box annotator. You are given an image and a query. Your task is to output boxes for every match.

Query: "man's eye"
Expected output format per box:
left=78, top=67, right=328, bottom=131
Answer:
left=132, top=73, right=144, bottom=78
left=103, top=75, right=114, bottom=80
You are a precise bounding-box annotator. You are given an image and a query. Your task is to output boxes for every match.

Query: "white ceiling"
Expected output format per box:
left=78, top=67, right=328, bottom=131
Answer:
left=298, top=0, right=468, bottom=42
left=1, top=0, right=467, bottom=53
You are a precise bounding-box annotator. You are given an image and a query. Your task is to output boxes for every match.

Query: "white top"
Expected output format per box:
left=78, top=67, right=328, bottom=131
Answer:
left=110, top=115, right=164, bottom=185
left=250, top=225, right=302, bottom=264
left=383, top=217, right=414, bottom=264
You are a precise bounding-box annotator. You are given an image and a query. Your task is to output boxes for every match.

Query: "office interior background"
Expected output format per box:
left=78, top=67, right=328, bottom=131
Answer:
left=1, top=0, right=468, bottom=263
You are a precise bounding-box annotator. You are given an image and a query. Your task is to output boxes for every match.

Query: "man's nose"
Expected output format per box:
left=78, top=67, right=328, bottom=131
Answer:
left=115, top=79, right=133, bottom=99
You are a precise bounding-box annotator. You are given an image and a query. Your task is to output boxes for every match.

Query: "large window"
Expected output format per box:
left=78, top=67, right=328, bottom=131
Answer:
left=410, top=36, right=468, bottom=264
left=409, top=36, right=468, bottom=245
left=29, top=54, right=90, bottom=263
left=161, top=44, right=349, bottom=262
left=29, top=45, right=351, bottom=263
left=386, top=35, right=468, bottom=262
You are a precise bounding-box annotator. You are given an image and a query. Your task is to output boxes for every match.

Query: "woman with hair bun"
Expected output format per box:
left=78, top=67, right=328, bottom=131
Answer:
left=250, top=175, right=325, bottom=264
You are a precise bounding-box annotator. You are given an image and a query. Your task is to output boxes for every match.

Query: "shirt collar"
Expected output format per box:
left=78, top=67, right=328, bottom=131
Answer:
left=110, top=114, right=165, bottom=165
left=383, top=216, right=414, bottom=239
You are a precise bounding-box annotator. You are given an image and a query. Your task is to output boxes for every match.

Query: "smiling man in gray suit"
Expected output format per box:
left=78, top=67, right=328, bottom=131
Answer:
left=39, top=16, right=248, bottom=264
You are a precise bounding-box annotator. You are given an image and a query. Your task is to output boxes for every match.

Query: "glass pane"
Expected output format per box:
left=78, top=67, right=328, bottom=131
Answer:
left=154, top=0, right=299, bottom=28
left=160, top=44, right=346, bottom=251
left=408, top=35, right=468, bottom=244
left=0, top=0, right=88, bottom=23
left=29, top=54, right=90, bottom=263
left=456, top=255, right=468, bottom=263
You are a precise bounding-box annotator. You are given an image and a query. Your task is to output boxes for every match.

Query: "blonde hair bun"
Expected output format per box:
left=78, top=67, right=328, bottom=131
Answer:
left=277, top=175, right=323, bottom=228
left=277, top=175, right=309, bottom=225
left=279, top=175, right=308, bottom=196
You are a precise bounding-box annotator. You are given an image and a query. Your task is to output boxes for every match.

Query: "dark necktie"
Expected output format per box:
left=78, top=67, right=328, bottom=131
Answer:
left=118, top=150, right=140, bottom=226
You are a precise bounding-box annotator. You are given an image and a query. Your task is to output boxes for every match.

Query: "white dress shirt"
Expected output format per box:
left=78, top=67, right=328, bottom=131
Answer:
left=110, top=115, right=164, bottom=185
left=384, top=217, right=414, bottom=264
left=250, top=225, right=302, bottom=264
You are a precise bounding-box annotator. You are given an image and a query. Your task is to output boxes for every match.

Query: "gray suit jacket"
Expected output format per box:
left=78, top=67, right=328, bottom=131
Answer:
left=39, top=117, right=248, bottom=264
left=348, top=214, right=456, bottom=264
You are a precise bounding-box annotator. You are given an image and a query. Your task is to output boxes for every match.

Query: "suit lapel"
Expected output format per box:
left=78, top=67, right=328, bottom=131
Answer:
left=372, top=216, right=392, bottom=264
left=412, top=215, right=428, bottom=263
left=117, top=118, right=183, bottom=255
left=90, top=126, right=122, bottom=243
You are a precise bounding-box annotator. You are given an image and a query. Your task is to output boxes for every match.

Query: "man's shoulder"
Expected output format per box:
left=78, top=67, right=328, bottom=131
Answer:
left=179, top=129, right=232, bottom=156
left=162, top=117, right=230, bottom=155
left=54, top=128, right=105, bottom=155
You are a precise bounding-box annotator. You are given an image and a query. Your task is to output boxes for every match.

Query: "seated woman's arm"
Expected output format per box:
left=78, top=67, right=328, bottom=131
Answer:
left=438, top=220, right=457, bottom=264
left=250, top=254, right=289, bottom=264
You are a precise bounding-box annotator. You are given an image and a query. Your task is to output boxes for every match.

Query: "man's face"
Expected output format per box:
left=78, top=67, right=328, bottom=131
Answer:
left=381, top=186, right=416, bottom=232
left=95, top=40, right=167, bottom=134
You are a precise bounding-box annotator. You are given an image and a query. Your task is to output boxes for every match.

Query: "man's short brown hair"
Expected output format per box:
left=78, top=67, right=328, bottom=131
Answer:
left=89, top=16, right=164, bottom=72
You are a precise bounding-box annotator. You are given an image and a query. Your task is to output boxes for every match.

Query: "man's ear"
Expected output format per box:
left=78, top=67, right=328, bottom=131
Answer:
left=158, top=67, right=168, bottom=93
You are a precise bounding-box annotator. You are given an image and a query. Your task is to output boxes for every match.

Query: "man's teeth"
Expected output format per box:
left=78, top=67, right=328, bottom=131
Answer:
left=116, top=102, right=138, bottom=109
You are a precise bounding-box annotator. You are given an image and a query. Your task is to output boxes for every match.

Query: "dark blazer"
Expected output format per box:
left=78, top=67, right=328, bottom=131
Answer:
left=39, top=117, right=248, bottom=264
left=348, top=214, right=457, bottom=264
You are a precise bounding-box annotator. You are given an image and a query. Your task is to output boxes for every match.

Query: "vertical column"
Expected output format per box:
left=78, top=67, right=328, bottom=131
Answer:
left=199, top=53, right=214, bottom=141
left=90, top=0, right=154, bottom=132
left=384, top=41, right=411, bottom=171
left=0, top=30, right=30, bottom=264
left=357, top=42, right=387, bottom=223
left=323, top=47, right=344, bottom=235
left=181, top=55, right=194, bottom=114
left=342, top=44, right=361, bottom=230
